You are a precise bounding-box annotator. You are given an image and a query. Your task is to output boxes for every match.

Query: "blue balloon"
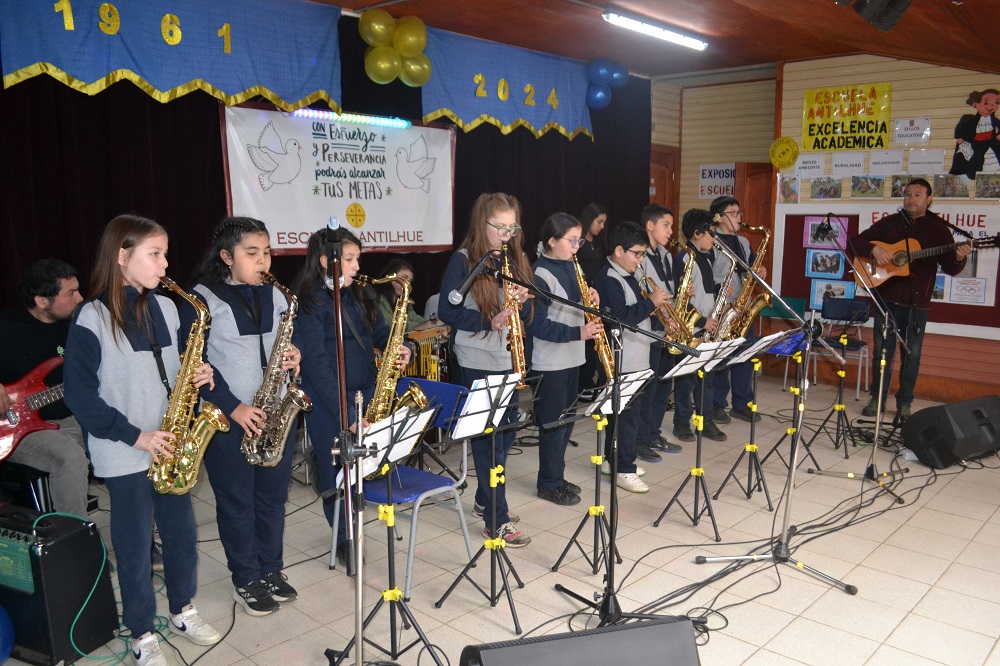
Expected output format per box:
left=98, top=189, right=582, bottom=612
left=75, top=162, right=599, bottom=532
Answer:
left=586, top=83, right=612, bottom=110
left=587, top=59, right=613, bottom=86
left=608, top=62, right=630, bottom=90
left=0, top=604, right=14, bottom=664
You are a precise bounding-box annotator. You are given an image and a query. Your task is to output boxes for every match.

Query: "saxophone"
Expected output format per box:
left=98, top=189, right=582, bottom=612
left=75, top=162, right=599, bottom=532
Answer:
left=149, top=277, right=231, bottom=495
left=572, top=254, right=614, bottom=380
left=501, top=244, right=528, bottom=389
left=671, top=250, right=704, bottom=354
left=358, top=274, right=428, bottom=423
left=720, top=223, right=773, bottom=339
left=704, top=243, right=738, bottom=342
left=241, top=273, right=314, bottom=467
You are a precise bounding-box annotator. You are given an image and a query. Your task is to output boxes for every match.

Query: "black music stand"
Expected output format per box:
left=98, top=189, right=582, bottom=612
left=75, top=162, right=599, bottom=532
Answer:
left=804, top=332, right=858, bottom=460
left=713, top=329, right=796, bottom=510
left=435, top=372, right=534, bottom=634
left=654, top=338, right=742, bottom=542
left=329, top=406, right=443, bottom=666
left=551, top=371, right=650, bottom=575
left=759, top=341, right=823, bottom=473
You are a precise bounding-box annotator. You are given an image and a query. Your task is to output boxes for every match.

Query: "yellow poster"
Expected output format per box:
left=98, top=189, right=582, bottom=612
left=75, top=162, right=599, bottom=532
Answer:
left=802, top=83, right=892, bottom=151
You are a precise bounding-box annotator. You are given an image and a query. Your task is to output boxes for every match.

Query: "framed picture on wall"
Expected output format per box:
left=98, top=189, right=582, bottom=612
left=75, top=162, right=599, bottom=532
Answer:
left=809, top=176, right=842, bottom=200
left=803, top=215, right=848, bottom=249
left=850, top=175, right=885, bottom=199
left=933, top=174, right=971, bottom=199
left=778, top=174, right=799, bottom=203
left=809, top=279, right=856, bottom=310
left=975, top=174, right=1000, bottom=199
left=805, top=249, right=843, bottom=278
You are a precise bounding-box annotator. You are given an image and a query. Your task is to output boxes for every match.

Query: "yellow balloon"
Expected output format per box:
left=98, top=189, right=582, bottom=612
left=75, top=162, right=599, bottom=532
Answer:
left=399, top=53, right=432, bottom=87
left=392, top=17, right=427, bottom=58
left=365, top=45, right=401, bottom=85
left=358, top=8, right=395, bottom=47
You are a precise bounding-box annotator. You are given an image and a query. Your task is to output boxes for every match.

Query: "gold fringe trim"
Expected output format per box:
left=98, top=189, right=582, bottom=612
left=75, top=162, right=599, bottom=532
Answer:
left=423, top=107, right=593, bottom=141
left=3, top=62, right=342, bottom=112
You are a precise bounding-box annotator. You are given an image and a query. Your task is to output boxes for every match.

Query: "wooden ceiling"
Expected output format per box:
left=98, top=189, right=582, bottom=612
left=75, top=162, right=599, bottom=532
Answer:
left=318, top=0, right=999, bottom=78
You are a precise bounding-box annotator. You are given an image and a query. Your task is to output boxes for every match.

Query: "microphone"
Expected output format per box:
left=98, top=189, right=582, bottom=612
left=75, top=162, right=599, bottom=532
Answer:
left=448, top=250, right=498, bottom=305
left=326, top=213, right=340, bottom=242
left=323, top=214, right=344, bottom=289
left=897, top=206, right=913, bottom=228
left=815, top=213, right=834, bottom=240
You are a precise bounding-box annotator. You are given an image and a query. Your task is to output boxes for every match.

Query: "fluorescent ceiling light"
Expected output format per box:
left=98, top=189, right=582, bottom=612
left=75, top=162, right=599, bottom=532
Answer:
left=602, top=11, right=708, bottom=51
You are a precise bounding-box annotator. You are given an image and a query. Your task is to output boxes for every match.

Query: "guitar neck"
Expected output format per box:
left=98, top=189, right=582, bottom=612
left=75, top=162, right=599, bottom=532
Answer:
left=26, top=384, right=65, bottom=412
left=910, top=241, right=966, bottom=261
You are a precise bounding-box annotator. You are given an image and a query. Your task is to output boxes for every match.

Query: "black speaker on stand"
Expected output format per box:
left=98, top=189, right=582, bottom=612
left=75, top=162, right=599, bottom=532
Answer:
left=0, top=505, right=118, bottom=665
left=902, top=395, right=1000, bottom=469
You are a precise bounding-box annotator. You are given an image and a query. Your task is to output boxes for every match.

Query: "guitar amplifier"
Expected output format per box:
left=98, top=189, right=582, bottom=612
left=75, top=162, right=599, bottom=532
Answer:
left=0, top=505, right=118, bottom=665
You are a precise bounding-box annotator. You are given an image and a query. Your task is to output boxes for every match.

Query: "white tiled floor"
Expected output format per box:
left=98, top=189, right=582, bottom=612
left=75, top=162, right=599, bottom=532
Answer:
left=19, top=375, right=1000, bottom=665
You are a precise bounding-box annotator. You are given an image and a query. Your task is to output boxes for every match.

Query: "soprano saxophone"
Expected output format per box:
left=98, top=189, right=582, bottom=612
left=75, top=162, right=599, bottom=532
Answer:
left=241, top=273, right=313, bottom=467
left=501, top=243, right=528, bottom=388
left=572, top=254, right=614, bottom=380
left=149, top=277, right=231, bottom=495
left=358, top=274, right=428, bottom=423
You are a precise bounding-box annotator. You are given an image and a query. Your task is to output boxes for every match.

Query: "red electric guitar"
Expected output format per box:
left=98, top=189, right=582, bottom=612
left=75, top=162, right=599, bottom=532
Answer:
left=0, top=357, right=66, bottom=461
left=853, top=234, right=1000, bottom=288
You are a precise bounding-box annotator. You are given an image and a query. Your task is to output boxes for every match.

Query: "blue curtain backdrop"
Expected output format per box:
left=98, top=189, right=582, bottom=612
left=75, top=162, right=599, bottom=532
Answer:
left=0, top=15, right=650, bottom=311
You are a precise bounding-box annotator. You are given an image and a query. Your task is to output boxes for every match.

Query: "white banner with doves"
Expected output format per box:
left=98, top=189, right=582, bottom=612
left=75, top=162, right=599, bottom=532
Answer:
left=224, top=106, right=454, bottom=254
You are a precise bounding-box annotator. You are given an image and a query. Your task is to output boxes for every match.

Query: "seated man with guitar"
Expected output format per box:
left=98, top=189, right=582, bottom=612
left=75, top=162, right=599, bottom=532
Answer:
left=851, top=178, right=977, bottom=421
left=0, top=259, right=89, bottom=517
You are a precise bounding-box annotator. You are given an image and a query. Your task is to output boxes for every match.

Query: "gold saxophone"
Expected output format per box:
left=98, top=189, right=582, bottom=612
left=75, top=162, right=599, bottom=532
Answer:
left=704, top=240, right=739, bottom=342
left=501, top=244, right=528, bottom=389
left=571, top=254, right=614, bottom=380
left=149, top=277, right=231, bottom=495
left=358, top=274, right=428, bottom=423
left=241, top=273, right=314, bottom=467
left=721, top=223, right=772, bottom=339
left=669, top=249, right=704, bottom=354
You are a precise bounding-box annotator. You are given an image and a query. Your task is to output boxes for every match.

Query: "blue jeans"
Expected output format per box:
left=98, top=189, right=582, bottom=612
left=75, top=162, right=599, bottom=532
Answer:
left=105, top=471, right=198, bottom=637
left=869, top=302, right=928, bottom=407
left=454, top=365, right=517, bottom=531
left=532, top=366, right=579, bottom=490
left=203, top=424, right=295, bottom=587
left=638, top=344, right=675, bottom=443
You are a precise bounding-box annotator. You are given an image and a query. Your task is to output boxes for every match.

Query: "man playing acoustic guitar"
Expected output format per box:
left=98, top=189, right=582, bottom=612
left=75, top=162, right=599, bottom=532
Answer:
left=851, top=179, right=973, bottom=421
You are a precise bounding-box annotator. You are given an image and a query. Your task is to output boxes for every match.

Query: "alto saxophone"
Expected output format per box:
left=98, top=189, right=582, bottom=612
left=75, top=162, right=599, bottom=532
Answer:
left=501, top=243, right=528, bottom=389
left=670, top=250, right=705, bottom=354
left=241, top=273, right=314, bottom=467
left=572, top=254, right=614, bottom=380
left=718, top=223, right=772, bottom=339
left=358, top=274, right=428, bottom=423
left=637, top=264, right=697, bottom=352
left=704, top=243, right=738, bottom=342
left=149, top=277, right=231, bottom=495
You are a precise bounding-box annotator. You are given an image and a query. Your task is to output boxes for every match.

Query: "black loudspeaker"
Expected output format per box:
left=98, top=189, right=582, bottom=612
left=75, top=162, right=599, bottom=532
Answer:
left=0, top=505, right=118, bottom=665
left=460, top=617, right=700, bottom=666
left=902, top=395, right=1000, bottom=470
left=852, top=0, right=913, bottom=32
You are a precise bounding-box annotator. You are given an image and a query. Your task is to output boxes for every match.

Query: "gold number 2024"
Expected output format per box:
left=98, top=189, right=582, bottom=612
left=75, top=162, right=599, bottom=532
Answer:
left=473, top=74, right=558, bottom=110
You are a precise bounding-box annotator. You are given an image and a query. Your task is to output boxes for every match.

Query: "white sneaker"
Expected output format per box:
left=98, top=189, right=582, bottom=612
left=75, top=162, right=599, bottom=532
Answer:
left=170, top=604, right=222, bottom=646
left=616, top=473, right=650, bottom=494
left=131, top=632, right=167, bottom=666
left=601, top=461, right=646, bottom=477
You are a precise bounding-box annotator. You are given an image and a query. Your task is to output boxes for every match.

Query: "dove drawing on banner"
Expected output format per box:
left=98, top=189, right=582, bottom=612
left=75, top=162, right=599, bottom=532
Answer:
left=247, top=121, right=302, bottom=190
left=395, top=135, right=436, bottom=193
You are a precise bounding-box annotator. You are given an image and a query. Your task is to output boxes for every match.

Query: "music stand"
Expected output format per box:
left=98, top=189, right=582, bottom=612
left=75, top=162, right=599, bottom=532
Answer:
left=653, top=339, right=741, bottom=542
left=328, top=406, right=443, bottom=666
left=435, top=372, right=532, bottom=634
left=713, top=329, right=797, bottom=509
left=759, top=336, right=823, bottom=473
left=550, top=377, right=624, bottom=576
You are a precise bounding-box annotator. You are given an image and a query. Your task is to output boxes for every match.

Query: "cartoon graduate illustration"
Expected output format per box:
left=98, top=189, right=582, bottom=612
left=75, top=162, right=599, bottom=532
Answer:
left=949, top=88, right=1000, bottom=179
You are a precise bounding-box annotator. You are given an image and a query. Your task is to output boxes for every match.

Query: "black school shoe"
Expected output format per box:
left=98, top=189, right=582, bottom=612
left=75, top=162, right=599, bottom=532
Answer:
left=537, top=486, right=582, bottom=505
left=702, top=423, right=728, bottom=442
left=562, top=480, right=582, bottom=494
left=635, top=442, right=663, bottom=462
left=731, top=407, right=761, bottom=423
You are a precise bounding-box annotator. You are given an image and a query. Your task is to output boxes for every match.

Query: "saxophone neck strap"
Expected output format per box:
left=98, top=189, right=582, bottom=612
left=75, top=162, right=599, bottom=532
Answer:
left=340, top=295, right=376, bottom=370
left=227, top=284, right=268, bottom=370
left=136, top=304, right=172, bottom=398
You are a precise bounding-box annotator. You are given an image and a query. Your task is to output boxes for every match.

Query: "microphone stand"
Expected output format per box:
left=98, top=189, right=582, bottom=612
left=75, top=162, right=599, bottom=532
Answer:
left=807, top=215, right=910, bottom=503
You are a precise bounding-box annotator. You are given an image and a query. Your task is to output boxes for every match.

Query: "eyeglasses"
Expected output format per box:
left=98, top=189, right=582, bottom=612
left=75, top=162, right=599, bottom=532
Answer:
left=723, top=210, right=744, bottom=218
left=625, top=248, right=647, bottom=261
left=562, top=237, right=584, bottom=248
left=487, top=222, right=521, bottom=238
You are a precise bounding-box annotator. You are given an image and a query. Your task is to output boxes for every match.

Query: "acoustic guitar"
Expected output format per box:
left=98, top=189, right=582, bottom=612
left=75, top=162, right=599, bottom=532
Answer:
left=0, top=357, right=66, bottom=461
left=852, top=234, right=1000, bottom=288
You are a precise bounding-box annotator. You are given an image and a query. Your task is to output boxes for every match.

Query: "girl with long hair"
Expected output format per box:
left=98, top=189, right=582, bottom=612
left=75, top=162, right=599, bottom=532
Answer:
left=291, top=227, right=410, bottom=564
left=372, top=258, right=434, bottom=333
left=575, top=202, right=609, bottom=393
left=64, top=214, right=222, bottom=666
left=183, top=216, right=302, bottom=616
left=530, top=212, right=603, bottom=505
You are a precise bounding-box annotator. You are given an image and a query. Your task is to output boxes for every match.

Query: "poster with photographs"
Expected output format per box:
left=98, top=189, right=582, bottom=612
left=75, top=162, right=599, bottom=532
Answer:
left=805, top=249, right=844, bottom=278
left=803, top=215, right=849, bottom=249
left=975, top=174, right=1000, bottom=199
left=809, top=279, right=856, bottom=310
left=778, top=174, right=799, bottom=204
left=810, top=176, right=842, bottom=200
left=850, top=175, right=885, bottom=199
left=889, top=174, right=910, bottom=197
left=933, top=174, right=970, bottom=199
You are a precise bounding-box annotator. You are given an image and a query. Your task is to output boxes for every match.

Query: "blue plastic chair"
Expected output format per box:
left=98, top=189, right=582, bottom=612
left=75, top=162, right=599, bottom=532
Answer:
left=331, top=378, right=474, bottom=599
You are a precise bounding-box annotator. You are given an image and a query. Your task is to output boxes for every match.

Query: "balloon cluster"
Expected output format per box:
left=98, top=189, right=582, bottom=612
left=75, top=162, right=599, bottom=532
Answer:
left=586, top=59, right=629, bottom=110
left=358, top=9, right=432, bottom=87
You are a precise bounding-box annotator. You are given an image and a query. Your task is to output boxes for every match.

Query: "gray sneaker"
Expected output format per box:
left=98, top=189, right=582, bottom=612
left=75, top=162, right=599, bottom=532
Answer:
left=897, top=403, right=912, bottom=420
left=861, top=397, right=880, bottom=417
